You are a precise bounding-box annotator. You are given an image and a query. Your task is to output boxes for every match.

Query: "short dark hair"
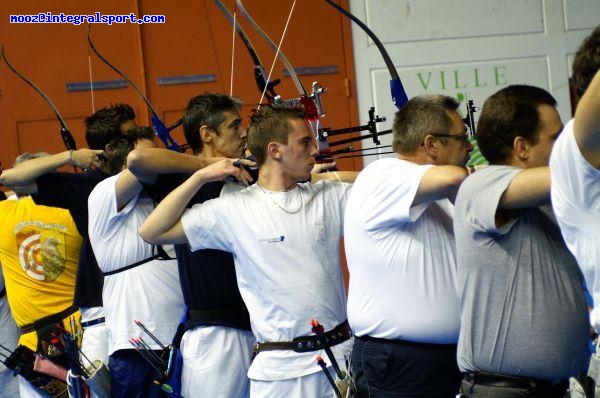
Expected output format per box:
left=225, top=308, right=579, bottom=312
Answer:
left=104, top=126, right=155, bottom=175
left=182, top=93, right=242, bottom=154
left=84, top=103, right=136, bottom=150
left=476, top=85, right=557, bottom=164
left=572, top=26, right=600, bottom=97
left=392, top=95, right=459, bottom=154
left=248, top=106, right=306, bottom=166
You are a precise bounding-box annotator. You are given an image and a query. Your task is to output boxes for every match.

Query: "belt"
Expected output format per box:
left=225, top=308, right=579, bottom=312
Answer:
left=0, top=287, right=5, bottom=299
left=463, top=372, right=559, bottom=390
left=357, top=334, right=457, bottom=350
left=20, top=305, right=78, bottom=334
left=254, top=320, right=351, bottom=354
left=187, top=307, right=249, bottom=323
left=81, top=317, right=105, bottom=328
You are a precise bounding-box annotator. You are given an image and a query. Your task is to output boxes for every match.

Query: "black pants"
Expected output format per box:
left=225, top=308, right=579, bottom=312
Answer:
left=351, top=335, right=461, bottom=398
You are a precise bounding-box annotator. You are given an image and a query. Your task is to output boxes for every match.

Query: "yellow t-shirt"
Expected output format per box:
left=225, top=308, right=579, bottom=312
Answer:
left=0, top=197, right=82, bottom=350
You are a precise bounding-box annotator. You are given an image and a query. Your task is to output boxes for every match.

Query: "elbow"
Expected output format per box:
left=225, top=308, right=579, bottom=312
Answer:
left=0, top=170, right=21, bottom=188
left=139, top=222, right=158, bottom=245
left=126, top=149, right=145, bottom=174
left=127, top=149, right=157, bottom=184
left=447, top=167, right=468, bottom=188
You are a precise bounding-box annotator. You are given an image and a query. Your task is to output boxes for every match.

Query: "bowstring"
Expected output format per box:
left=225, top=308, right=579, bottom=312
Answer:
left=87, top=48, right=95, bottom=113
left=229, top=10, right=236, bottom=96
left=258, top=0, right=297, bottom=108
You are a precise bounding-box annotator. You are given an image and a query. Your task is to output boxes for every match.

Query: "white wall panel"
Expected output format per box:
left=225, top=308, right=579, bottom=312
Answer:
left=368, top=0, right=545, bottom=43
left=564, top=0, right=600, bottom=31
left=350, top=0, right=597, bottom=164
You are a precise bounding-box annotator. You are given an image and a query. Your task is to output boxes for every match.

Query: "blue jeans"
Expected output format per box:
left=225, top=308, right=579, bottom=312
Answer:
left=351, top=335, right=460, bottom=398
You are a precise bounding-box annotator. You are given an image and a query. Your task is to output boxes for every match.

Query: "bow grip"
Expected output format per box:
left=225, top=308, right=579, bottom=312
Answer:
left=390, top=78, right=408, bottom=110
left=60, top=127, right=77, bottom=151
left=152, top=115, right=180, bottom=152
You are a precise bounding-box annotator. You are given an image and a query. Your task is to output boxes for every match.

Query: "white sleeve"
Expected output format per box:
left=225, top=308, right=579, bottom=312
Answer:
left=88, top=173, right=140, bottom=242
left=360, top=163, right=432, bottom=232
left=551, top=120, right=600, bottom=216
left=180, top=196, right=234, bottom=253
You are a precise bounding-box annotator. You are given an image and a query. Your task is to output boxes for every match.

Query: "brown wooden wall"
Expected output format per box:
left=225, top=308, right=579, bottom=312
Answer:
left=0, top=0, right=362, bottom=175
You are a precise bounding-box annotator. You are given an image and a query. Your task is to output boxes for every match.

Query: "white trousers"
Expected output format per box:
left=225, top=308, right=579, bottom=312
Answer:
left=79, top=322, right=108, bottom=368
left=250, top=370, right=333, bottom=398
left=180, top=325, right=256, bottom=398
left=79, top=307, right=109, bottom=398
left=17, top=376, right=45, bottom=398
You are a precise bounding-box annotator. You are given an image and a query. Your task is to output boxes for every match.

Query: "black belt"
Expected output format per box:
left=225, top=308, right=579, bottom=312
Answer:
left=0, top=287, right=5, bottom=299
left=254, top=320, right=351, bottom=354
left=20, top=305, right=78, bottom=334
left=357, top=334, right=457, bottom=350
left=187, top=307, right=249, bottom=323
left=81, top=317, right=105, bottom=328
left=463, top=372, right=560, bottom=390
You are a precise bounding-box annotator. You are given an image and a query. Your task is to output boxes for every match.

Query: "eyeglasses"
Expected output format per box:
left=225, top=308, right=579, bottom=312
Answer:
left=430, top=134, right=470, bottom=143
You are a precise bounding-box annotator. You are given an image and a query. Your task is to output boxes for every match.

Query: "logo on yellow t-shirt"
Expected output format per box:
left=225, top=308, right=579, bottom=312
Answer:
left=14, top=221, right=67, bottom=282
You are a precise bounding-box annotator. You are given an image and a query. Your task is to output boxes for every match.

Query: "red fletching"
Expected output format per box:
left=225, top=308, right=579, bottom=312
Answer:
left=316, top=355, right=327, bottom=368
left=311, top=319, right=324, bottom=334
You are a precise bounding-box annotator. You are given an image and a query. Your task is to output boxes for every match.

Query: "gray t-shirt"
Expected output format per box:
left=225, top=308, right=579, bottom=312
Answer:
left=455, top=165, right=589, bottom=380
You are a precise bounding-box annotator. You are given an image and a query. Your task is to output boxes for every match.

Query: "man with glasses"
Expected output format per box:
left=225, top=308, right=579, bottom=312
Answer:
left=455, top=85, right=589, bottom=397
left=344, top=94, right=472, bottom=397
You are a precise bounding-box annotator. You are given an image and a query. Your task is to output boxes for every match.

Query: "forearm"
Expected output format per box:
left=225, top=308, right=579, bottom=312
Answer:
left=414, top=165, right=468, bottom=205
left=140, top=171, right=210, bottom=244
left=574, top=70, right=600, bottom=167
left=499, top=167, right=550, bottom=209
left=0, top=151, right=71, bottom=187
left=312, top=170, right=359, bottom=183
left=127, top=148, right=217, bottom=183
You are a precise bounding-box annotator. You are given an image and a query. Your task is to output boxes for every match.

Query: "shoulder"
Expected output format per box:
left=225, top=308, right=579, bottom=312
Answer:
left=456, top=165, right=520, bottom=212
left=462, top=165, right=518, bottom=188
left=84, top=169, right=110, bottom=184
left=551, top=119, right=597, bottom=174
left=89, top=173, right=119, bottom=200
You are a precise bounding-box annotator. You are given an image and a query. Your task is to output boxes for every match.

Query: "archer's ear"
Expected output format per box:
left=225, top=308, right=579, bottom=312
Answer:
left=199, top=125, right=214, bottom=144
left=422, top=134, right=438, bottom=156
left=267, top=142, right=282, bottom=161
left=513, top=136, right=530, bottom=161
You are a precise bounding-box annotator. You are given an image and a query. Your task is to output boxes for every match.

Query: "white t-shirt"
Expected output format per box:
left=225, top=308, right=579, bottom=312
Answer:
left=345, top=158, right=460, bottom=343
left=181, top=180, right=351, bottom=381
left=550, top=119, right=600, bottom=329
left=88, top=173, right=184, bottom=355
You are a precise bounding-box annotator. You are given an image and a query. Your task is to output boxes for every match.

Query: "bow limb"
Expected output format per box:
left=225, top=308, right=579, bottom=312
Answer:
left=211, top=0, right=280, bottom=101
left=235, top=0, right=306, bottom=97
left=86, top=24, right=182, bottom=151
left=1, top=45, right=77, bottom=152
left=325, top=0, right=408, bottom=109
left=235, top=0, right=332, bottom=159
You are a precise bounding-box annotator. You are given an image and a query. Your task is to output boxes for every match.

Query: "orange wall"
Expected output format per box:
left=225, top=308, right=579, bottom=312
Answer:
left=0, top=0, right=362, bottom=174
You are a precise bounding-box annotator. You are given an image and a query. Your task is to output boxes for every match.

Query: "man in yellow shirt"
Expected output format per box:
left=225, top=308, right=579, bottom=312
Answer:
left=0, top=154, right=82, bottom=397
